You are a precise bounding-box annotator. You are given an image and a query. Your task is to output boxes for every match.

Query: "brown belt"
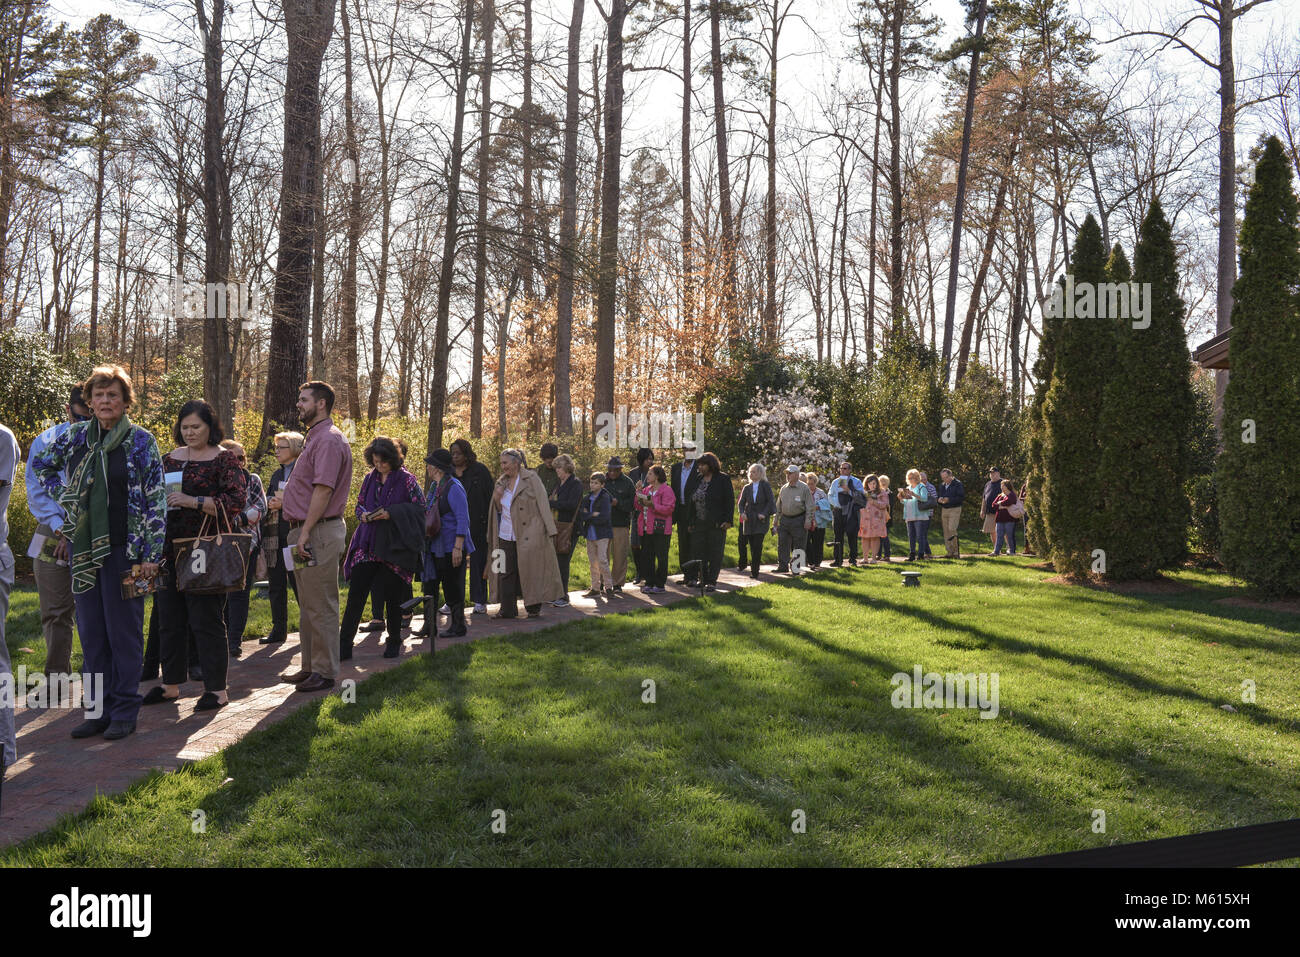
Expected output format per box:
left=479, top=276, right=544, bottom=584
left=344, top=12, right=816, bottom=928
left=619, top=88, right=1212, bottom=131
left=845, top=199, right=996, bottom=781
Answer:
left=288, top=516, right=342, bottom=530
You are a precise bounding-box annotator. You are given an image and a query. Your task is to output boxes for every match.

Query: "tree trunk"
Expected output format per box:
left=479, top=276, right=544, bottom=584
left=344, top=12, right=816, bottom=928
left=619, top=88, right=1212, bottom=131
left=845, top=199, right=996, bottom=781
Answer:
left=941, top=0, right=986, bottom=383
left=681, top=0, right=693, bottom=345
left=259, top=0, right=337, bottom=453
left=553, top=0, right=583, bottom=435
left=888, top=0, right=903, bottom=333
left=1215, top=0, right=1238, bottom=425
left=197, top=0, right=236, bottom=427
left=340, top=0, right=362, bottom=421
left=426, top=0, right=474, bottom=450
left=709, top=0, right=737, bottom=344
left=470, top=0, right=494, bottom=436
left=593, top=0, right=626, bottom=419
left=955, top=136, right=1015, bottom=384
left=763, top=0, right=779, bottom=346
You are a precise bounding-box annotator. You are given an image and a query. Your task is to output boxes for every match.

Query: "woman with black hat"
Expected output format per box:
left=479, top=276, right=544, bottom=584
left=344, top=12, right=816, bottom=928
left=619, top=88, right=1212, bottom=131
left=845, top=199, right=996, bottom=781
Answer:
left=421, top=448, right=474, bottom=640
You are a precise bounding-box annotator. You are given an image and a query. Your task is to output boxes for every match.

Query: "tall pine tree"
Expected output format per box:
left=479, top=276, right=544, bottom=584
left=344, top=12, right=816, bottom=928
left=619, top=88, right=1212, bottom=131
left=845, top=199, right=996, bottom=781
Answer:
left=1041, top=213, right=1113, bottom=576
left=1096, top=200, right=1195, bottom=578
left=1216, top=136, right=1300, bottom=597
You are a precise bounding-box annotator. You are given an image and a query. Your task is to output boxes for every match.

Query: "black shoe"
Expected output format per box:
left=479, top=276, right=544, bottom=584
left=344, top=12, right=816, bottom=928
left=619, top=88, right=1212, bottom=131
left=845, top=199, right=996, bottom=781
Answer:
left=704, top=584, right=717, bottom=592
left=229, top=646, right=242, bottom=660
left=410, top=625, right=431, bottom=639
left=830, top=561, right=842, bottom=567
left=382, top=638, right=402, bottom=659
left=438, top=627, right=468, bottom=638
left=71, top=718, right=110, bottom=739
left=142, top=686, right=180, bottom=705
left=103, top=720, right=136, bottom=740
left=750, top=571, right=759, bottom=579
left=194, top=692, right=226, bottom=712
left=359, top=620, right=384, bottom=632
left=258, top=633, right=285, bottom=645
left=340, top=643, right=354, bottom=661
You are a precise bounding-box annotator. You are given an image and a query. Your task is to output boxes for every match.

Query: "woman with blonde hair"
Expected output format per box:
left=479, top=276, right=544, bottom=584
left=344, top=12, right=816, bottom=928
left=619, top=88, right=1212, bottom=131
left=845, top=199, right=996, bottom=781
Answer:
left=737, top=463, right=774, bottom=578
left=876, top=474, right=893, bottom=561
left=899, top=468, right=931, bottom=561
left=487, top=448, right=564, bottom=618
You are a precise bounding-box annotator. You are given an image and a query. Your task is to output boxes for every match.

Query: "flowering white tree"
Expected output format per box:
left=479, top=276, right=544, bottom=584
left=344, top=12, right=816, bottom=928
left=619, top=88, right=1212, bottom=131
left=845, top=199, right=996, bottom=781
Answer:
left=741, top=385, right=853, bottom=477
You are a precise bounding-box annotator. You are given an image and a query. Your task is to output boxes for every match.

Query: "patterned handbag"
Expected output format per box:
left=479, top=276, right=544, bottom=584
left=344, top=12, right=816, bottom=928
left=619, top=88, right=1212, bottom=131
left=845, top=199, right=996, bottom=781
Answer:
left=173, top=507, right=253, bottom=595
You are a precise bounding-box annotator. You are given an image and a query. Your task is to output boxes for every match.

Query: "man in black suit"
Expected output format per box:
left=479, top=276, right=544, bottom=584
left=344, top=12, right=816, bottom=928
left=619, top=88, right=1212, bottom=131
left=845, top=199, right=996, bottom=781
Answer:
left=670, top=441, right=702, bottom=585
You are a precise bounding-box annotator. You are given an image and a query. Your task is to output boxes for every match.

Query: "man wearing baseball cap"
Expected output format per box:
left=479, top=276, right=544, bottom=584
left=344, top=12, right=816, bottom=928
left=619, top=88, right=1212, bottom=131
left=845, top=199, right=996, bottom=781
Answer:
left=775, top=465, right=813, bottom=574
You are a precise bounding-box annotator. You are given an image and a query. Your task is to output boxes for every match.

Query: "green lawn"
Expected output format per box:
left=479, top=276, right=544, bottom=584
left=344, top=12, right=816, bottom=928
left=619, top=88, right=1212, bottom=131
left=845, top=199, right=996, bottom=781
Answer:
left=4, top=531, right=1298, bottom=866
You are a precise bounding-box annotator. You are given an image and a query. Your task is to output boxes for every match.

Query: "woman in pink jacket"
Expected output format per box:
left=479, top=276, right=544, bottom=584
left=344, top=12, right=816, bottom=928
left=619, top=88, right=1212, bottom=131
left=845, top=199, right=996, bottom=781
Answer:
left=858, top=474, right=890, bottom=564
left=634, top=465, right=676, bottom=593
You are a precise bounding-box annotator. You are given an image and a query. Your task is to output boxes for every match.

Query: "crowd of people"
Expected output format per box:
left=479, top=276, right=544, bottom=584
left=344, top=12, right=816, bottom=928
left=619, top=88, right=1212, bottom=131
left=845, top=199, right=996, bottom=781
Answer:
left=0, top=364, right=1026, bottom=769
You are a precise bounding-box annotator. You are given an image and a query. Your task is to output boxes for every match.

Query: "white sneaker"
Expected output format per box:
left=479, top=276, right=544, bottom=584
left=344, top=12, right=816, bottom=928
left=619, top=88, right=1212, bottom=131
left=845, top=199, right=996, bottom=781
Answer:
left=439, top=603, right=451, bottom=615
left=473, top=603, right=487, bottom=614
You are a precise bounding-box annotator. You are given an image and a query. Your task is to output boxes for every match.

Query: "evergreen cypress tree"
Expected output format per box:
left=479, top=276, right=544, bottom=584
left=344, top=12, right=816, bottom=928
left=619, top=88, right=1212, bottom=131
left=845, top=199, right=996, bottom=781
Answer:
left=1025, top=275, right=1063, bottom=557
left=1106, top=243, right=1131, bottom=283
left=1041, top=214, right=1113, bottom=576
left=1216, top=136, right=1300, bottom=596
left=1096, top=200, right=1195, bottom=578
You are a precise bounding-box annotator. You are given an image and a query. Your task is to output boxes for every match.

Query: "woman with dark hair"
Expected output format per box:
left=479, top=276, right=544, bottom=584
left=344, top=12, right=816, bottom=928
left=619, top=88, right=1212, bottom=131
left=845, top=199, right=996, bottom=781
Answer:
left=360, top=438, right=413, bottom=636
left=30, top=364, right=167, bottom=739
left=144, top=399, right=247, bottom=712
left=421, top=448, right=475, bottom=640
left=633, top=464, right=675, bottom=592
left=626, top=448, right=654, bottom=584
left=687, top=452, right=734, bottom=592
left=338, top=436, right=425, bottom=659
left=219, top=439, right=266, bottom=658
left=451, top=438, right=494, bottom=614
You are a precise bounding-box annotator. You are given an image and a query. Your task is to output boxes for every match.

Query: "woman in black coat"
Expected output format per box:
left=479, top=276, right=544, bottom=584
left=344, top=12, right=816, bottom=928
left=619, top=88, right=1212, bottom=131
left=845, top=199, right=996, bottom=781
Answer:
left=451, top=438, right=494, bottom=614
left=687, top=452, right=734, bottom=591
left=737, top=463, right=775, bottom=579
left=548, top=454, right=584, bottom=607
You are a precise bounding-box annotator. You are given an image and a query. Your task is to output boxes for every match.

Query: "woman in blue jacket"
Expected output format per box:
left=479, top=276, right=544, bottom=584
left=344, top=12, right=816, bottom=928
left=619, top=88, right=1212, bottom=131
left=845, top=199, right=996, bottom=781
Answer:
left=421, top=447, right=475, bottom=640
left=578, top=472, right=614, bottom=597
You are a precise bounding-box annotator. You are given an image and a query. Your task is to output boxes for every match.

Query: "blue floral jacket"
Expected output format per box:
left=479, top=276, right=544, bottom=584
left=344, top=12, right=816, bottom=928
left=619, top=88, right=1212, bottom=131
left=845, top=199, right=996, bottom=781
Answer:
left=29, top=421, right=168, bottom=564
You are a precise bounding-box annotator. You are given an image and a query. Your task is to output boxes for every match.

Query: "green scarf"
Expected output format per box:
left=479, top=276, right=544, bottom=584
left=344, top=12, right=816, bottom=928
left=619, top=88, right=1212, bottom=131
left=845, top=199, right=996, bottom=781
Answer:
left=60, top=415, right=134, bottom=594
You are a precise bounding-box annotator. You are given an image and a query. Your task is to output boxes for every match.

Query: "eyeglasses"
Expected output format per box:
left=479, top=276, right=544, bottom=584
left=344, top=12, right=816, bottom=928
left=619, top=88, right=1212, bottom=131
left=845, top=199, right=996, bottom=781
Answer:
left=275, top=444, right=289, bottom=450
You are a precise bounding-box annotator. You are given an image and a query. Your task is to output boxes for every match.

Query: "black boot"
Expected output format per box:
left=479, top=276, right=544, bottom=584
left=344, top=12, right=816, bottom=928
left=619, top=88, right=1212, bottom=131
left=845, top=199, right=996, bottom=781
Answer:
left=382, top=634, right=402, bottom=658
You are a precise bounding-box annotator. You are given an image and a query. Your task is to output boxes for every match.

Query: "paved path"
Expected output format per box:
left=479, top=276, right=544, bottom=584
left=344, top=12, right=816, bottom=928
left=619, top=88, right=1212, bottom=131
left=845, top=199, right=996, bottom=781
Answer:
left=1, top=564, right=801, bottom=848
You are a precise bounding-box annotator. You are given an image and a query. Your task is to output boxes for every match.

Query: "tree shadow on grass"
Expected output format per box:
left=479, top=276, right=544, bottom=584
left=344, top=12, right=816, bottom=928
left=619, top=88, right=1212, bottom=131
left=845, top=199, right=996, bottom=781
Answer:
left=811, top=579, right=1298, bottom=734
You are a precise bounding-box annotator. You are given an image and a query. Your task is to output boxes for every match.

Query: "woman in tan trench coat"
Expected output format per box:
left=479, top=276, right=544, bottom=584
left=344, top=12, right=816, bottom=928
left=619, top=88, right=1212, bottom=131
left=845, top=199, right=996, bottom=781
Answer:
left=486, top=448, right=565, bottom=617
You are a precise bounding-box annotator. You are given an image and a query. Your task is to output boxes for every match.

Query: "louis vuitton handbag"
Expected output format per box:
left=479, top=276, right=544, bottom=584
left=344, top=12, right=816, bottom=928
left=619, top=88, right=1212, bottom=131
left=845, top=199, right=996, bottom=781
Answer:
left=173, top=507, right=253, bottom=595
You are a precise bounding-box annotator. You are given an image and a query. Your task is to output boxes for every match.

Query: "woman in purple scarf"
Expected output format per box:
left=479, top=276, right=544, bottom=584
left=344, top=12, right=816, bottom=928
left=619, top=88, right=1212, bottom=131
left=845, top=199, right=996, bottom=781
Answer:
left=338, top=436, right=424, bottom=659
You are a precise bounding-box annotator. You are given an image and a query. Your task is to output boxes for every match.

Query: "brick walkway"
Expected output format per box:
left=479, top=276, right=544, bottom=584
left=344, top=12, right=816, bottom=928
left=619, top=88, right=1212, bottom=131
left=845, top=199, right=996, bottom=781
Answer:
left=1, top=565, right=784, bottom=848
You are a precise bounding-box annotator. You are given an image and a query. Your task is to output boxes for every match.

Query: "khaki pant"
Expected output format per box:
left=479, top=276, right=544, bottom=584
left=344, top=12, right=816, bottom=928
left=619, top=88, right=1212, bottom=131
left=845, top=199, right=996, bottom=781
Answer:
left=33, top=538, right=76, bottom=674
left=609, top=526, right=630, bottom=585
left=288, top=520, right=346, bottom=680
left=941, top=507, right=962, bottom=557
left=587, top=537, right=612, bottom=590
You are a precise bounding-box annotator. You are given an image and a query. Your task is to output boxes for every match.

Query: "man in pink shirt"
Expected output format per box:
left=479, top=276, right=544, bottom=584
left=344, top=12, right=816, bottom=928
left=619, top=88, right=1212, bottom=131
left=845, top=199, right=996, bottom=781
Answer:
left=274, top=381, right=353, bottom=692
